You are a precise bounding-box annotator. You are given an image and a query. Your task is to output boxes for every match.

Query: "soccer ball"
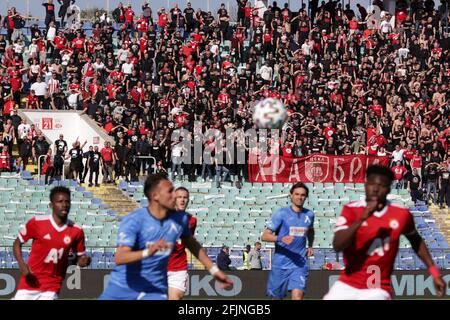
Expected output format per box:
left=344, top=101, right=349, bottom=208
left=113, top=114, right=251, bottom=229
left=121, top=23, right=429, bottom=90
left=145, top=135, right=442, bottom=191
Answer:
left=252, top=98, right=288, bottom=129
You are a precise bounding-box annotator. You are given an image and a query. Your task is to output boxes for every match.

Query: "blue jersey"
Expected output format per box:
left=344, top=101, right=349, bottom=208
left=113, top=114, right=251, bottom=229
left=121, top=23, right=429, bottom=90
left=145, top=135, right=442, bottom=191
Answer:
left=107, top=208, right=190, bottom=294
left=266, top=206, right=314, bottom=269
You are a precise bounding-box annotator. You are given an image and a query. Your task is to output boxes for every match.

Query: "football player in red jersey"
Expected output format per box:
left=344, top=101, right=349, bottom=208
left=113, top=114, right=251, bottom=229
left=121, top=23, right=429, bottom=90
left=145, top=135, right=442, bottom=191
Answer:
left=12, top=187, right=91, bottom=300
left=167, top=187, right=197, bottom=300
left=324, top=165, right=445, bottom=300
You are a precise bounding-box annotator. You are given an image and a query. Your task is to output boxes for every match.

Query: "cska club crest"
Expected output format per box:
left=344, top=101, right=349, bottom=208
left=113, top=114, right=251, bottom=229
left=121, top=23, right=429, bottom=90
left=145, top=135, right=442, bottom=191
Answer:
left=304, top=155, right=329, bottom=182
left=64, top=236, right=71, bottom=245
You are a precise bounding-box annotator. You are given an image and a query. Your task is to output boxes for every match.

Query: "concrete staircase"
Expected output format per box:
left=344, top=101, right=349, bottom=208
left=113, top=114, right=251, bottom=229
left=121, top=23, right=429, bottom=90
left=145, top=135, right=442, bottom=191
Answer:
left=84, top=184, right=139, bottom=216
left=187, top=251, right=206, bottom=270
left=429, top=204, right=450, bottom=245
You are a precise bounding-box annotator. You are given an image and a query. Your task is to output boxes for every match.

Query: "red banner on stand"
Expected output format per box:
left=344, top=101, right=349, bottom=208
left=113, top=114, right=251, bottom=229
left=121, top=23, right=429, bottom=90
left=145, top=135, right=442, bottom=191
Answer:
left=248, top=154, right=390, bottom=183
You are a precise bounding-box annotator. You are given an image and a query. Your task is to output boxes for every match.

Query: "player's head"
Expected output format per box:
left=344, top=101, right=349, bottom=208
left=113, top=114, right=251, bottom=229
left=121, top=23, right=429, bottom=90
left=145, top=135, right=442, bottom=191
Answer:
left=175, top=186, right=189, bottom=211
left=365, top=165, right=394, bottom=204
left=255, top=241, right=261, bottom=250
left=49, top=186, right=71, bottom=221
left=290, top=182, right=309, bottom=209
left=144, top=174, right=176, bottom=211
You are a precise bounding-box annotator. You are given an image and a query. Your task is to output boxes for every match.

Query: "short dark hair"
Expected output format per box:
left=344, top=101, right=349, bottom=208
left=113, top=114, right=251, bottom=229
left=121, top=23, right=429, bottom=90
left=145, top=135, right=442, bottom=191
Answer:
left=366, top=165, right=395, bottom=183
left=50, top=186, right=71, bottom=202
left=290, top=182, right=309, bottom=196
left=175, top=186, right=189, bottom=194
left=144, top=174, right=169, bottom=199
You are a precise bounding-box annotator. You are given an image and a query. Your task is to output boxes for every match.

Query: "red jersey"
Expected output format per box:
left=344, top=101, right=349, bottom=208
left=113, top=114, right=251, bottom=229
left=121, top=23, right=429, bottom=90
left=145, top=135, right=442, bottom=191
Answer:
left=17, top=215, right=86, bottom=293
left=72, top=37, right=85, bottom=50
left=11, top=76, right=22, bottom=92
left=125, top=9, right=134, bottom=23
left=334, top=201, right=415, bottom=293
left=324, top=127, right=336, bottom=139
left=411, top=155, right=422, bottom=169
left=158, top=13, right=168, bottom=27
left=54, top=36, right=66, bottom=50
left=370, top=104, right=383, bottom=117
left=100, top=147, right=114, bottom=162
left=392, top=165, right=407, bottom=180
left=167, top=214, right=197, bottom=271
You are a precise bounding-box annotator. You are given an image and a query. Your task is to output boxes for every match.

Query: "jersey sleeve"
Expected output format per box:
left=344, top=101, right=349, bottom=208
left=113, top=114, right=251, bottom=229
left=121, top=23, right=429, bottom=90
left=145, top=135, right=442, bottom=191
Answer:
left=266, top=209, right=283, bottom=234
left=18, top=218, right=38, bottom=244
left=333, top=204, right=354, bottom=233
left=401, top=209, right=416, bottom=236
left=190, top=216, right=197, bottom=236
left=117, top=215, right=140, bottom=247
left=73, top=228, right=87, bottom=256
left=307, top=210, right=315, bottom=228
left=180, top=213, right=192, bottom=239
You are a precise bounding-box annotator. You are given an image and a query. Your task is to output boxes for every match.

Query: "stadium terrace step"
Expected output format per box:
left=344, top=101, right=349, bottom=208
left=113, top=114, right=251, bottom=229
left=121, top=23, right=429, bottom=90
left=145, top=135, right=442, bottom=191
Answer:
left=429, top=204, right=450, bottom=244
left=84, top=184, right=139, bottom=216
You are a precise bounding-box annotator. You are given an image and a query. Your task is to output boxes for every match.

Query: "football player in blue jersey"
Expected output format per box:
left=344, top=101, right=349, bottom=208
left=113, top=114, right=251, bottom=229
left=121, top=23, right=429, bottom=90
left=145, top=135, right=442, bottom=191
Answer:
left=261, top=182, right=315, bottom=300
left=99, top=174, right=232, bottom=300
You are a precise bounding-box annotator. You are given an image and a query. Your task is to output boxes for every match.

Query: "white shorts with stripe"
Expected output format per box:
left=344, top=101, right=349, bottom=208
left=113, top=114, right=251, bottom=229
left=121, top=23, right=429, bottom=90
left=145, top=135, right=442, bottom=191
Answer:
left=323, top=281, right=391, bottom=300
left=168, top=270, right=189, bottom=293
left=13, top=289, right=58, bottom=300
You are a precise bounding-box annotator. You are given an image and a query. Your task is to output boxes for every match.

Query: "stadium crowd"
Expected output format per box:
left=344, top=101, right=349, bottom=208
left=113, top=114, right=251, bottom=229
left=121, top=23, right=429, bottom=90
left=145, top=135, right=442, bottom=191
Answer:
left=0, top=0, right=449, bottom=204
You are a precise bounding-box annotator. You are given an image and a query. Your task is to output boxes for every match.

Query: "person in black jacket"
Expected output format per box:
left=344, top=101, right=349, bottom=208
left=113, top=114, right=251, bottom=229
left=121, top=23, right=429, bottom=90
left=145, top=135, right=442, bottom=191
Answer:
left=135, top=135, right=150, bottom=176
left=58, top=0, right=75, bottom=27
left=67, top=140, right=86, bottom=182
left=88, top=146, right=102, bottom=187
left=124, top=141, right=138, bottom=182
left=216, top=245, right=231, bottom=271
left=112, top=2, right=126, bottom=23
left=114, top=137, right=127, bottom=180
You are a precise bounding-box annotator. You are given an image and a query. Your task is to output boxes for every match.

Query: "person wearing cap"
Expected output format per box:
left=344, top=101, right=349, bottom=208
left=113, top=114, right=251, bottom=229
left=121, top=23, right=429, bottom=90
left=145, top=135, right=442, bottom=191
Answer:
left=216, top=245, right=232, bottom=271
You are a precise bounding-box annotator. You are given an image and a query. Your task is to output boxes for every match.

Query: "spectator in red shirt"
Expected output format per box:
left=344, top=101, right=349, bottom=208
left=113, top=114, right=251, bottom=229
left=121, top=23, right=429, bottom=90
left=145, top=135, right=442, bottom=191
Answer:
left=392, top=161, right=408, bottom=190
left=100, top=141, right=115, bottom=184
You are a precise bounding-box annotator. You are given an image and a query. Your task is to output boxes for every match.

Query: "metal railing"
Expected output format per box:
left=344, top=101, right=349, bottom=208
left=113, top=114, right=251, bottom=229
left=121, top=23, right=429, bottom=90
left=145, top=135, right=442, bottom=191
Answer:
left=134, top=156, right=157, bottom=174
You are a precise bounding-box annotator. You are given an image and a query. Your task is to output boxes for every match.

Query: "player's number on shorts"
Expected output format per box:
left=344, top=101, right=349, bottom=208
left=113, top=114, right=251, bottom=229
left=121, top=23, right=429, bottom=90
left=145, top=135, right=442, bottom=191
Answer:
left=367, top=237, right=390, bottom=257
left=44, top=248, right=64, bottom=264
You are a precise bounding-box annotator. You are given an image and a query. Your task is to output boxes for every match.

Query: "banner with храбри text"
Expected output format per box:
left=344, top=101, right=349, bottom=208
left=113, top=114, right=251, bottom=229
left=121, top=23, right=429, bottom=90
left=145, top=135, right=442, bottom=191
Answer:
left=248, top=154, right=391, bottom=183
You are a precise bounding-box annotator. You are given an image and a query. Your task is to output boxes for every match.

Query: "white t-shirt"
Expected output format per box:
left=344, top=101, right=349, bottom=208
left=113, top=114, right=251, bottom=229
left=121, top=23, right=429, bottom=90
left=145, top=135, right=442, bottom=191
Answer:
left=68, top=93, right=80, bottom=107
left=380, top=21, right=392, bottom=33
left=121, top=63, right=134, bottom=75
left=172, top=143, right=183, bottom=157
left=93, top=62, right=105, bottom=72
left=47, top=26, right=56, bottom=41
left=259, top=65, right=272, bottom=81
left=18, top=124, right=31, bottom=139
left=301, top=42, right=312, bottom=56
left=30, top=82, right=48, bottom=96
left=117, top=49, right=130, bottom=62
left=210, top=44, right=219, bottom=55
left=392, top=149, right=405, bottom=162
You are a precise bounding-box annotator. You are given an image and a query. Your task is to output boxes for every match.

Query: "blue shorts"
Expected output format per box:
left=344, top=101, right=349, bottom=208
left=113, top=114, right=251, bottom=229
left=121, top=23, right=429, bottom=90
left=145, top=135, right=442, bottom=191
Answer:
left=266, top=266, right=309, bottom=299
left=98, top=281, right=168, bottom=300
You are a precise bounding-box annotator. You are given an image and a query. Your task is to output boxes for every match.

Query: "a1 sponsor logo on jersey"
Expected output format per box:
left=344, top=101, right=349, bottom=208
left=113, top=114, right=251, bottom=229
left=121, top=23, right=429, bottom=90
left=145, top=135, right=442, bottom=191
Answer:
left=145, top=242, right=174, bottom=256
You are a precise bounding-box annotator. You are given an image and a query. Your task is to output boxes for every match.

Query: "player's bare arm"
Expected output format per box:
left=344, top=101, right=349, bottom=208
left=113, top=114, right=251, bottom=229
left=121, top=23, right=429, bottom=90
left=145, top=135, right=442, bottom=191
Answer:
left=182, top=236, right=233, bottom=288
left=13, top=238, right=32, bottom=277
left=404, top=229, right=445, bottom=297
left=261, top=228, right=294, bottom=245
left=114, top=239, right=169, bottom=265
left=333, top=197, right=381, bottom=252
